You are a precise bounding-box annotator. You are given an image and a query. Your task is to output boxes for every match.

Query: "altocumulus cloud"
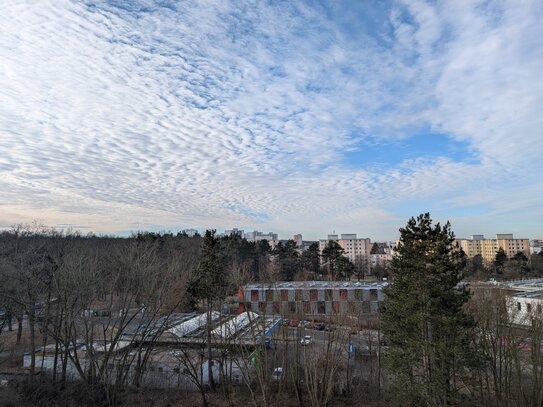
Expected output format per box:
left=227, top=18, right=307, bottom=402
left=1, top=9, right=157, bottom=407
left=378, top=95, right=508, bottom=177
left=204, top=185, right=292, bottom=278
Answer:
left=0, top=0, right=542, bottom=239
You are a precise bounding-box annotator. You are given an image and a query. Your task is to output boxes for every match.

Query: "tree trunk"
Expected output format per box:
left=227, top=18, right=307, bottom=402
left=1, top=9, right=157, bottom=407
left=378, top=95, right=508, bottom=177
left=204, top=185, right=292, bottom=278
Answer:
left=16, top=316, right=23, bottom=344
left=29, top=309, right=36, bottom=380
left=207, top=305, right=215, bottom=391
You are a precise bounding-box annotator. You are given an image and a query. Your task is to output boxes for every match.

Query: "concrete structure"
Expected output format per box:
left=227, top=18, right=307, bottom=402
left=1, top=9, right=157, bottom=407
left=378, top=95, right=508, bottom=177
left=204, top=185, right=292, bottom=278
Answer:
left=484, top=278, right=543, bottom=326
left=456, top=234, right=530, bottom=263
left=530, top=240, right=543, bottom=255
left=511, top=292, right=543, bottom=326
left=238, top=281, right=386, bottom=319
left=319, top=234, right=371, bottom=263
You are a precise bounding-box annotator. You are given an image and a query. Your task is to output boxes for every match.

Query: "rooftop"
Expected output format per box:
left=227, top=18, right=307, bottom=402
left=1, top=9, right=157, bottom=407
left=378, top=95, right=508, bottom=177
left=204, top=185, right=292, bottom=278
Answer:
left=243, top=281, right=388, bottom=290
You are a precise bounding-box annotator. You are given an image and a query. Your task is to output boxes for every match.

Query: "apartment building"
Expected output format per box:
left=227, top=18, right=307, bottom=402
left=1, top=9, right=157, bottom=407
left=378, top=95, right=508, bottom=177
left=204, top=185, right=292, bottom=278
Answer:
left=456, top=234, right=530, bottom=263
left=319, top=233, right=371, bottom=263
left=222, top=228, right=279, bottom=247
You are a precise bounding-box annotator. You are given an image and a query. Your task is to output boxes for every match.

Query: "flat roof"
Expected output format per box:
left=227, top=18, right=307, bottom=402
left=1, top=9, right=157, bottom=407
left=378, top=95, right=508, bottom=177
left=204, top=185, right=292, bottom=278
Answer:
left=513, top=291, right=543, bottom=299
left=492, top=278, right=543, bottom=292
left=243, top=281, right=387, bottom=290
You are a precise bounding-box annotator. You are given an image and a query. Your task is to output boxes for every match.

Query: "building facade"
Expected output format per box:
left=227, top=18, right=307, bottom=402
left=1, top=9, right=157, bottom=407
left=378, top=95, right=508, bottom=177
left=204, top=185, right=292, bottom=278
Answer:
left=456, top=234, right=530, bottom=263
left=319, top=234, right=371, bottom=263
left=238, top=281, right=385, bottom=319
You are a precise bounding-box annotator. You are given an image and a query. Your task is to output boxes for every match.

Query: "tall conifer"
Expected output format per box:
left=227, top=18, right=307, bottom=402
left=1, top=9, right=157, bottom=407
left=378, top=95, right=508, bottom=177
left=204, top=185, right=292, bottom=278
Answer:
left=382, top=213, right=474, bottom=405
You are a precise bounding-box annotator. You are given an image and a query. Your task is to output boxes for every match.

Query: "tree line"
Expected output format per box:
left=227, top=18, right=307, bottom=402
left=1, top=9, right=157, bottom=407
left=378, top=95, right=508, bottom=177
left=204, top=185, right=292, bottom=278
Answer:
left=2, top=219, right=543, bottom=406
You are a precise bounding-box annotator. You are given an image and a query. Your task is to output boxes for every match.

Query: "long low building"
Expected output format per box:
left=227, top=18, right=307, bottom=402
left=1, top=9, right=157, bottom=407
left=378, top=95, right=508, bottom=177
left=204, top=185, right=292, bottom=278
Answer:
left=238, top=281, right=386, bottom=319
left=24, top=311, right=278, bottom=389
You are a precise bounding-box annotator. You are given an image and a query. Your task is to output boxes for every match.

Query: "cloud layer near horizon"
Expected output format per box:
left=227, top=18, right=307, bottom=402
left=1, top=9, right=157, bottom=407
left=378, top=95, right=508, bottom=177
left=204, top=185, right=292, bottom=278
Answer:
left=1, top=0, right=542, bottom=239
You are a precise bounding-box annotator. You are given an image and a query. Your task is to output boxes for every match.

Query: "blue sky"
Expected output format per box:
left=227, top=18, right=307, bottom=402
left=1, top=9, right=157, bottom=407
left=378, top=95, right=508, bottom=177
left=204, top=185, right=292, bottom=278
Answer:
left=0, top=0, right=542, bottom=240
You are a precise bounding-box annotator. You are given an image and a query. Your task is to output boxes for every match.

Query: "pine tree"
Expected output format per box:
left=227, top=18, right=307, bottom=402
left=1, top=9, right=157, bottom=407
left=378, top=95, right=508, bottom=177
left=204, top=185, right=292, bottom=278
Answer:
left=494, top=247, right=508, bottom=275
left=321, top=240, right=345, bottom=279
left=381, top=213, right=474, bottom=406
left=187, top=229, right=226, bottom=391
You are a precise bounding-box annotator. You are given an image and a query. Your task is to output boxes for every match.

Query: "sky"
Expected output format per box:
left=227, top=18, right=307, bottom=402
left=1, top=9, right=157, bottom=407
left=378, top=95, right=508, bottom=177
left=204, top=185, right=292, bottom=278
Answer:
left=1, top=0, right=542, bottom=241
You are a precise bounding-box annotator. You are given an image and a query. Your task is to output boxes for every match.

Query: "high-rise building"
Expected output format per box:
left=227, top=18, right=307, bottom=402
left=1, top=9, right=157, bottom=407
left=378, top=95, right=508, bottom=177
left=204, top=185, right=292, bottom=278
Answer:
left=292, top=234, right=303, bottom=248
left=319, top=233, right=371, bottom=263
left=456, top=234, right=529, bottom=263
left=224, top=228, right=244, bottom=237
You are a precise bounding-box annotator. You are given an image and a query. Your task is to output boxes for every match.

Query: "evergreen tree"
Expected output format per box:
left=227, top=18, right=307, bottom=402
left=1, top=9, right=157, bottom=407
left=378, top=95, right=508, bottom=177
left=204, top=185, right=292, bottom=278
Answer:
left=300, top=242, right=321, bottom=278
left=337, top=256, right=355, bottom=280
left=321, top=240, right=345, bottom=279
left=188, top=230, right=226, bottom=306
left=273, top=240, right=300, bottom=280
left=511, top=251, right=529, bottom=279
left=381, top=213, right=474, bottom=406
left=494, top=247, right=508, bottom=274
left=187, top=230, right=226, bottom=391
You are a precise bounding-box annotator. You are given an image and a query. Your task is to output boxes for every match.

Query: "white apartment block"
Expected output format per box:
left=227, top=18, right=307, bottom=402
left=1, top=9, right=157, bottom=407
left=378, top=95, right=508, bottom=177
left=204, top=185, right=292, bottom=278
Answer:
left=222, top=228, right=278, bottom=248
left=244, top=230, right=278, bottom=242
left=319, top=233, right=371, bottom=263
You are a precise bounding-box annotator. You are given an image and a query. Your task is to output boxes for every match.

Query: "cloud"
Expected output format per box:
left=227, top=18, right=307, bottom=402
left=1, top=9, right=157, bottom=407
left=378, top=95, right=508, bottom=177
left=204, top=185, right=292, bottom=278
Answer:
left=0, top=0, right=541, bottom=240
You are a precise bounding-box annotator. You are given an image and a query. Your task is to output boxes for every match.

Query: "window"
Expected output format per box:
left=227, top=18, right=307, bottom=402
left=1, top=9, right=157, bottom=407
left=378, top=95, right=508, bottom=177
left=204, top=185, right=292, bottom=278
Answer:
left=173, top=368, right=180, bottom=373
left=317, top=301, right=325, bottom=314
left=272, top=301, right=280, bottom=314
left=289, top=301, right=296, bottom=313
left=517, top=302, right=522, bottom=311
left=527, top=303, right=532, bottom=313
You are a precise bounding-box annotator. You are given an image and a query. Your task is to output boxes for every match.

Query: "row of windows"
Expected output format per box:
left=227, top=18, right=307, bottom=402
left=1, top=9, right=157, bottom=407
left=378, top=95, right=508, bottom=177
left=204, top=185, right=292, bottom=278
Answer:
left=249, top=288, right=379, bottom=302
left=517, top=302, right=543, bottom=313
left=107, top=364, right=190, bottom=375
